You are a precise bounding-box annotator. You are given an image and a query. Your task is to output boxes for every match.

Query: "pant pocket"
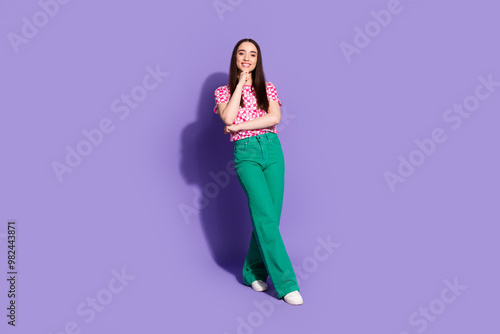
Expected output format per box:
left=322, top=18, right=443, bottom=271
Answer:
left=268, top=136, right=282, bottom=149
left=234, top=141, right=257, bottom=162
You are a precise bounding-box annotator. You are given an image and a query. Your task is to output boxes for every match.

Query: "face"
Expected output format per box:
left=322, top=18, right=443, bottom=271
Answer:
left=236, top=41, right=258, bottom=73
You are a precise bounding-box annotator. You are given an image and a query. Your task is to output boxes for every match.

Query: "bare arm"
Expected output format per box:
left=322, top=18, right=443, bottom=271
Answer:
left=217, top=85, right=242, bottom=126
left=218, top=71, right=250, bottom=126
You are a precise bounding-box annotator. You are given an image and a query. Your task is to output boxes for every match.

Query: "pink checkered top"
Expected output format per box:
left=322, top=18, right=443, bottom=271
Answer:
left=213, top=81, right=282, bottom=142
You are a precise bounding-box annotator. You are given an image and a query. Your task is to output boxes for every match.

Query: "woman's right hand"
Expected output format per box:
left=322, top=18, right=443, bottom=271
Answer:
left=238, top=71, right=250, bottom=86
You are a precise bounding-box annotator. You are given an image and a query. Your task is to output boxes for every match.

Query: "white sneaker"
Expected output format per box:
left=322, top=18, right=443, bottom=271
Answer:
left=250, top=280, right=268, bottom=292
left=283, top=291, right=303, bottom=305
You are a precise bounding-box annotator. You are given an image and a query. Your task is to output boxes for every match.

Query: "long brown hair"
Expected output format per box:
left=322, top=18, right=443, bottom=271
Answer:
left=228, top=38, right=269, bottom=112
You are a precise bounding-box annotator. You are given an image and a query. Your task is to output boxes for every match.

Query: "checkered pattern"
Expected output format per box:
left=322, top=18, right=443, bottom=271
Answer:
left=213, top=82, right=282, bottom=142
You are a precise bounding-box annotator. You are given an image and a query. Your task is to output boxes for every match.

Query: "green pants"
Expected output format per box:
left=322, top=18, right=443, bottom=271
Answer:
left=234, top=132, right=299, bottom=299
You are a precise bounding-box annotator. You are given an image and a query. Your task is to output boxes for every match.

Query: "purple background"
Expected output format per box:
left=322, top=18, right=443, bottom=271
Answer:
left=1, top=0, right=499, bottom=333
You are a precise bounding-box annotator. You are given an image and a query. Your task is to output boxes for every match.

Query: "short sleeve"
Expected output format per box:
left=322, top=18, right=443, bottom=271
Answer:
left=266, top=82, right=282, bottom=107
left=213, top=85, right=230, bottom=114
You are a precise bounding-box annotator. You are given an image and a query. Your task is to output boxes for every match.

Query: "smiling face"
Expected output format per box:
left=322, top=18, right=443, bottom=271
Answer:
left=236, top=41, right=258, bottom=73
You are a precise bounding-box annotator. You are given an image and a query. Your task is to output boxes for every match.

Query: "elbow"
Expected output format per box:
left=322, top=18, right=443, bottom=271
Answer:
left=220, top=113, right=235, bottom=126
left=222, top=117, right=235, bottom=126
left=272, top=115, right=281, bottom=126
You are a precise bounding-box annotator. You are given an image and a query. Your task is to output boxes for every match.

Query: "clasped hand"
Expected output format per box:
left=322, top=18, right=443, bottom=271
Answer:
left=224, top=124, right=240, bottom=134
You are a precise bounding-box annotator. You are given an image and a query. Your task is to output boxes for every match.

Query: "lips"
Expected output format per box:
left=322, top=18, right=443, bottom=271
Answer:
left=242, top=63, right=251, bottom=67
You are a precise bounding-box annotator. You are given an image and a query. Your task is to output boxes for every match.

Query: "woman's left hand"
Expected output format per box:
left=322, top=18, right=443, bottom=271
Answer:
left=224, top=124, right=240, bottom=134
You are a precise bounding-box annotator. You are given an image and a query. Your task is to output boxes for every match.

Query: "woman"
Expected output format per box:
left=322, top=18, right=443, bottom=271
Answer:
left=213, top=38, right=303, bottom=306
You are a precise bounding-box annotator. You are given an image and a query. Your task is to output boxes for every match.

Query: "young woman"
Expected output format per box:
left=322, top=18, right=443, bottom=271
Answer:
left=213, top=38, right=303, bottom=306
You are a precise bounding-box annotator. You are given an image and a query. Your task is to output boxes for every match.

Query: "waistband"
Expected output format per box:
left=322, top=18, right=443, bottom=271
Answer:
left=234, top=132, right=278, bottom=146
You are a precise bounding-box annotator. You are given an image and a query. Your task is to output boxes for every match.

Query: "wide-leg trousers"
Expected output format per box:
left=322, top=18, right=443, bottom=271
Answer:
left=233, top=132, right=299, bottom=299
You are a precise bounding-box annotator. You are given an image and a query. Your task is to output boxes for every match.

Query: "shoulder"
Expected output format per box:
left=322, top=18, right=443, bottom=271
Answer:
left=215, top=84, right=230, bottom=95
left=265, top=81, right=279, bottom=94
left=265, top=81, right=278, bottom=91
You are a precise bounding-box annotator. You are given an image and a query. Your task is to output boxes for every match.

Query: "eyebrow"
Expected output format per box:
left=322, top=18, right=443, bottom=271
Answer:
left=238, top=49, right=257, bottom=54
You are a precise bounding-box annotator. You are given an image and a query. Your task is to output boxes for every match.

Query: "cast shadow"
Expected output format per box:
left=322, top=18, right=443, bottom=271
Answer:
left=179, top=72, right=252, bottom=285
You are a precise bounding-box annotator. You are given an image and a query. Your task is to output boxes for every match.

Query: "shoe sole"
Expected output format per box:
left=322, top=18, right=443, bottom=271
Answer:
left=283, top=298, right=303, bottom=306
left=250, top=281, right=268, bottom=292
